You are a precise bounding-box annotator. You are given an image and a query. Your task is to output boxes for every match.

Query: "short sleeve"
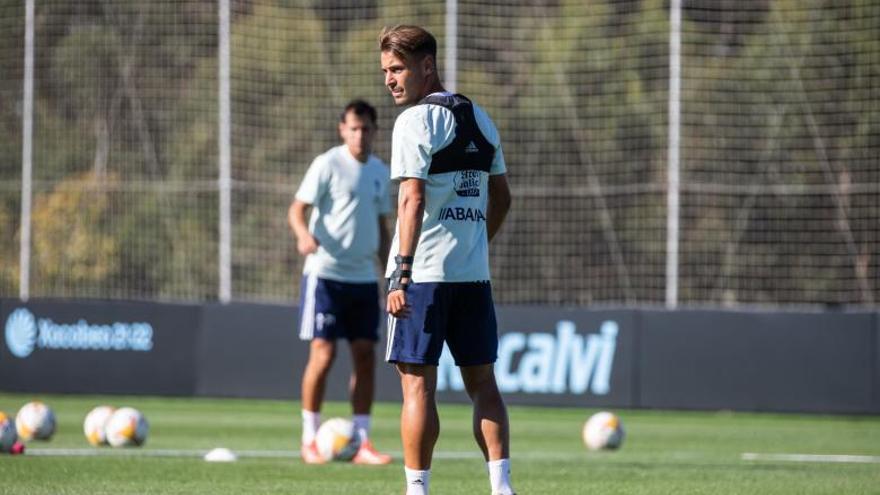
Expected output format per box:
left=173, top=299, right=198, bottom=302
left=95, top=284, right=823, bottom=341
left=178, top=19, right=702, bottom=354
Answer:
left=490, top=145, right=507, bottom=175
left=295, top=155, right=329, bottom=205
left=391, top=105, right=456, bottom=180
left=390, top=107, right=432, bottom=180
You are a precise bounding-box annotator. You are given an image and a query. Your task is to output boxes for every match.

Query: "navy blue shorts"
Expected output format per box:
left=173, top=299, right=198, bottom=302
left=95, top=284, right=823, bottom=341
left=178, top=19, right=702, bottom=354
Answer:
left=298, top=275, right=380, bottom=341
left=385, top=282, right=498, bottom=366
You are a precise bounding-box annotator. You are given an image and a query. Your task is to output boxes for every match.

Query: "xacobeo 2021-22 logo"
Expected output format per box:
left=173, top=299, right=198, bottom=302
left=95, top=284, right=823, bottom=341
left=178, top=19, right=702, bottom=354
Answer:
left=4, top=307, right=154, bottom=359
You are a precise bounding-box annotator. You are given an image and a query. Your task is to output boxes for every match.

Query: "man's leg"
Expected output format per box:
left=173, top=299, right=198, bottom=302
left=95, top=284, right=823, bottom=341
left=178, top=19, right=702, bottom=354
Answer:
left=460, top=364, right=515, bottom=495
left=460, top=364, right=509, bottom=460
left=349, top=338, right=375, bottom=415
left=302, top=338, right=337, bottom=413
left=386, top=282, right=446, bottom=491
left=349, top=338, right=391, bottom=464
left=300, top=338, right=336, bottom=463
left=398, top=363, right=439, bottom=494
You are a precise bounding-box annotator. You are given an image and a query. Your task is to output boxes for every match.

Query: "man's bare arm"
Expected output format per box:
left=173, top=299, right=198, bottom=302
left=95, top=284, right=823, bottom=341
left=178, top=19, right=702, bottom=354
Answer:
left=288, top=200, right=319, bottom=256
left=395, top=178, right=426, bottom=262
left=378, top=215, right=392, bottom=267
left=486, top=174, right=512, bottom=242
left=386, top=178, right=426, bottom=318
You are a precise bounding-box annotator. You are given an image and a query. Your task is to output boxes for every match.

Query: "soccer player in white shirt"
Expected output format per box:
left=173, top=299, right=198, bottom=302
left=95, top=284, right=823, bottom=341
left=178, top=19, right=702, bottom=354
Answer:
left=379, top=26, right=516, bottom=495
left=288, top=100, right=393, bottom=465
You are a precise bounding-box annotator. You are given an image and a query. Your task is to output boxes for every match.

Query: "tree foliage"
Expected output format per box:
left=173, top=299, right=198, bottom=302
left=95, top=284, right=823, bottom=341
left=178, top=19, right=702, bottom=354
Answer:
left=0, top=0, right=876, bottom=306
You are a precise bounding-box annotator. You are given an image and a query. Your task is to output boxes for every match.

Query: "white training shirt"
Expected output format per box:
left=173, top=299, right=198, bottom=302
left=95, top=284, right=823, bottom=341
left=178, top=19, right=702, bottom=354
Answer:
left=296, top=145, right=391, bottom=282
left=385, top=93, right=506, bottom=282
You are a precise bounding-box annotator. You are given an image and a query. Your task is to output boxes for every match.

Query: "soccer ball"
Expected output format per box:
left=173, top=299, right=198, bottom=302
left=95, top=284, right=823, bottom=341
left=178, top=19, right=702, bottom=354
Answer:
left=582, top=411, right=625, bottom=451
left=83, top=406, right=116, bottom=446
left=105, top=407, right=149, bottom=447
left=0, top=411, right=17, bottom=452
left=314, top=417, right=360, bottom=462
left=16, top=401, right=56, bottom=441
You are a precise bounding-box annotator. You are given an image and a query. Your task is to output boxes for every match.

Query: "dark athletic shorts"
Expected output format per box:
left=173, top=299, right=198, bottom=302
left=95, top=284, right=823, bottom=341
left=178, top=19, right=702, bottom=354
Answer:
left=298, top=275, right=379, bottom=342
left=385, top=281, right=498, bottom=366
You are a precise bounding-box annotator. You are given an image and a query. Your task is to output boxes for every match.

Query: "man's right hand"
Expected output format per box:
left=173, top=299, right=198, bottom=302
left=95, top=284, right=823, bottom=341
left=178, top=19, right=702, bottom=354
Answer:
left=386, top=289, right=410, bottom=318
left=297, top=235, right=319, bottom=256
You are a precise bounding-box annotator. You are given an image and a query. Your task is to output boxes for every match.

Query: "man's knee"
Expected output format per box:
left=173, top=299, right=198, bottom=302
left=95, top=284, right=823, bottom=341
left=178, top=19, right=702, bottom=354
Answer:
left=460, top=364, right=500, bottom=399
left=307, top=339, right=337, bottom=370
left=349, top=339, right=376, bottom=371
left=397, top=363, right=438, bottom=400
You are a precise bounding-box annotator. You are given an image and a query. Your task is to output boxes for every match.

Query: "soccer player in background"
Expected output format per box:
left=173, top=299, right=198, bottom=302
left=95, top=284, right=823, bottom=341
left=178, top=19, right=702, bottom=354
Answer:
left=288, top=100, right=393, bottom=465
left=379, top=26, right=516, bottom=495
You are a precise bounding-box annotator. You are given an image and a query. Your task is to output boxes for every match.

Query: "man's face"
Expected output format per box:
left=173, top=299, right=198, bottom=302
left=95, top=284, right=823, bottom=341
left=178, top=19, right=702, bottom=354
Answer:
left=339, top=111, right=376, bottom=161
left=381, top=50, right=431, bottom=106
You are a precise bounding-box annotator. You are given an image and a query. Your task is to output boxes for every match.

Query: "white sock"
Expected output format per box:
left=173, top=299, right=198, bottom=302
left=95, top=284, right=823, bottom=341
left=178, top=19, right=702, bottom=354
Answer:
left=352, top=414, right=371, bottom=443
left=488, top=458, right=514, bottom=495
left=404, top=466, right=430, bottom=495
left=301, top=409, right=320, bottom=446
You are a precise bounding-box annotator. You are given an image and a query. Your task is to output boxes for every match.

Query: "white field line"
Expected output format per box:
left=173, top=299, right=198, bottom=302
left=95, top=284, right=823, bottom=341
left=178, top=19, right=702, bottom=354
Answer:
left=26, top=448, right=287, bottom=458
left=742, top=453, right=880, bottom=464
left=24, top=448, right=485, bottom=460
left=23, top=448, right=606, bottom=461
left=31, top=448, right=880, bottom=464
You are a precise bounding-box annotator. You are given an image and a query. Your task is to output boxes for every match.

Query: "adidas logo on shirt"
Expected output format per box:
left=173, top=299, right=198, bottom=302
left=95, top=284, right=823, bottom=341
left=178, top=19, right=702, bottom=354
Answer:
left=464, top=141, right=479, bottom=153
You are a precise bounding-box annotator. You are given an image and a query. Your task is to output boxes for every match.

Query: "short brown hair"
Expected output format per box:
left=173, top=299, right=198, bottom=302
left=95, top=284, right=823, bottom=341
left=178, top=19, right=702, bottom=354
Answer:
left=341, top=99, right=377, bottom=125
left=379, top=25, right=437, bottom=62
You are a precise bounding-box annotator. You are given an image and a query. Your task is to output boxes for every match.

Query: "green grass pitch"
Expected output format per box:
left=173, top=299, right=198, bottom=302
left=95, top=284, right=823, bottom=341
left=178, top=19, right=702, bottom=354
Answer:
left=1, top=392, right=879, bottom=494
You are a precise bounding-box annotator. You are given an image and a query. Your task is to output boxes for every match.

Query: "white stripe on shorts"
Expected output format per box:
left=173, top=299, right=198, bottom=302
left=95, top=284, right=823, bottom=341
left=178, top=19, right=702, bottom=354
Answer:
left=385, top=313, right=396, bottom=362
left=299, top=274, right=319, bottom=340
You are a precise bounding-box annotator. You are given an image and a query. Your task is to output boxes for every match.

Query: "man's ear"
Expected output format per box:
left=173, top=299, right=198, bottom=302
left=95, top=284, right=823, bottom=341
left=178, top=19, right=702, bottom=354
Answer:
left=423, top=55, right=435, bottom=75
